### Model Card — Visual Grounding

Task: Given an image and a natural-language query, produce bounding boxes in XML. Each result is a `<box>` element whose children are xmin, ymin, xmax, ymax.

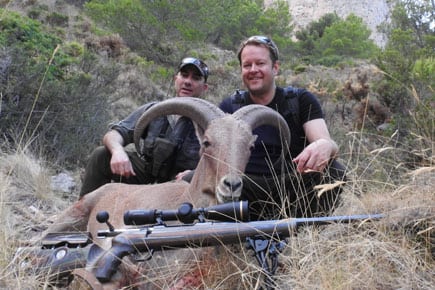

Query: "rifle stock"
<box><xmin>95</xmin><ymin>213</ymin><xmax>384</xmax><ymax>282</ymax></box>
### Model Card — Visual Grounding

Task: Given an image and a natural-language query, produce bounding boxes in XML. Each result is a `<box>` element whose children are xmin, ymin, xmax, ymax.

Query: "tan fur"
<box><xmin>43</xmin><ymin>116</ymin><xmax>255</xmax><ymax>289</ymax></box>
<box><xmin>45</xmin><ymin>116</ymin><xmax>255</xmax><ymax>240</ymax></box>
<box><xmin>42</xmin><ymin>101</ymin><xmax>290</xmax><ymax>289</ymax></box>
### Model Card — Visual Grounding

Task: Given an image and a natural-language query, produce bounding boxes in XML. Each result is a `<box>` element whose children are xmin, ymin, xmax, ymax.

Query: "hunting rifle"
<box><xmin>17</xmin><ymin>201</ymin><xmax>383</xmax><ymax>289</ymax></box>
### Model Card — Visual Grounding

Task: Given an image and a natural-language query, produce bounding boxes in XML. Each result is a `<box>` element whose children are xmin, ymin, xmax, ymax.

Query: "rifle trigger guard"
<box><xmin>133</xmin><ymin>249</ymin><xmax>154</xmax><ymax>262</ymax></box>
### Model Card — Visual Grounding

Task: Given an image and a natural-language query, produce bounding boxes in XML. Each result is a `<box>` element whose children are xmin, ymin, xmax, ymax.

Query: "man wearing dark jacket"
<box><xmin>79</xmin><ymin>57</ymin><xmax>209</xmax><ymax>197</ymax></box>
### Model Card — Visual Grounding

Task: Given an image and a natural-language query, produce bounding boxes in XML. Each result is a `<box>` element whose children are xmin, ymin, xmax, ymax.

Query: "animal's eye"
<box><xmin>203</xmin><ymin>140</ymin><xmax>211</xmax><ymax>148</ymax></box>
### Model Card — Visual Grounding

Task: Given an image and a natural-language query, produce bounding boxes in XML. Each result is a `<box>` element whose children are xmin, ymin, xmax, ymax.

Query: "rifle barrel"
<box><xmin>95</xmin><ymin>213</ymin><xmax>383</xmax><ymax>282</ymax></box>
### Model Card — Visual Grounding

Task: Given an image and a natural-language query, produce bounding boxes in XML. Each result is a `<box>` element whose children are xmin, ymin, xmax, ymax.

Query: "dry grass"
<box><xmin>0</xmin><ymin>147</ymin><xmax>72</xmax><ymax>289</ymax></box>
<box><xmin>0</xmin><ymin>141</ymin><xmax>433</xmax><ymax>289</ymax></box>
<box><xmin>1</xmin><ymin>60</ymin><xmax>433</xmax><ymax>288</ymax></box>
<box><xmin>288</xmin><ymin>173</ymin><xmax>434</xmax><ymax>290</ymax></box>
<box><xmin>1</xmin><ymin>1</ymin><xmax>433</xmax><ymax>288</ymax></box>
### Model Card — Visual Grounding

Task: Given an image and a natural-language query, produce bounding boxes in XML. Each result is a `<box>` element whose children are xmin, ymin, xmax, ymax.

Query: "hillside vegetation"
<box><xmin>0</xmin><ymin>0</ymin><xmax>433</xmax><ymax>289</ymax></box>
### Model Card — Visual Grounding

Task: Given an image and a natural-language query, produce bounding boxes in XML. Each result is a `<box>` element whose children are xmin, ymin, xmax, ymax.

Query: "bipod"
<box><xmin>246</xmin><ymin>236</ymin><xmax>287</xmax><ymax>290</ymax></box>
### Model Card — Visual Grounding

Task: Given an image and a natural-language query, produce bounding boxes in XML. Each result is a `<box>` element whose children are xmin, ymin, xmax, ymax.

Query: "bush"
<box><xmin>316</xmin><ymin>14</ymin><xmax>379</xmax><ymax>59</ymax></box>
<box><xmin>316</xmin><ymin>55</ymin><xmax>344</xmax><ymax>67</ymax></box>
<box><xmin>84</xmin><ymin>0</ymin><xmax>293</xmax><ymax>63</ymax></box>
<box><xmin>0</xmin><ymin>10</ymin><xmax>118</xmax><ymax>167</ymax></box>
<box><xmin>293</xmin><ymin>64</ymin><xmax>307</xmax><ymax>74</ymax></box>
<box><xmin>295</xmin><ymin>13</ymin><xmax>340</xmax><ymax>56</ymax></box>
<box><xmin>373</xmin><ymin>0</ymin><xmax>434</xmax><ymax>138</ymax></box>
<box><xmin>46</xmin><ymin>12</ymin><xmax>69</xmax><ymax>27</ymax></box>
<box><xmin>294</xmin><ymin>13</ymin><xmax>378</xmax><ymax>67</ymax></box>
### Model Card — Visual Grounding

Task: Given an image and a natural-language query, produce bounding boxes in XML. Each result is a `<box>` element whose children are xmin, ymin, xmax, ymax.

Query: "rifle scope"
<box><xmin>123</xmin><ymin>200</ymin><xmax>248</xmax><ymax>225</ymax></box>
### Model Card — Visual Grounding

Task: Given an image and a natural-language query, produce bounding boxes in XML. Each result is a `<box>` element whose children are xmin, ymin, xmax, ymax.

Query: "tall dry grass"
<box><xmin>1</xmin><ymin>42</ymin><xmax>433</xmax><ymax>287</ymax></box>
<box><xmin>0</xmin><ymin>131</ymin><xmax>433</xmax><ymax>289</ymax></box>
<box><xmin>0</xmin><ymin>146</ymin><xmax>71</xmax><ymax>288</ymax></box>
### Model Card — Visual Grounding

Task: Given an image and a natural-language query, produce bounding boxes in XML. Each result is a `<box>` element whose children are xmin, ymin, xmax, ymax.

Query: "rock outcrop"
<box><xmin>267</xmin><ymin>0</ymin><xmax>392</xmax><ymax>47</ymax></box>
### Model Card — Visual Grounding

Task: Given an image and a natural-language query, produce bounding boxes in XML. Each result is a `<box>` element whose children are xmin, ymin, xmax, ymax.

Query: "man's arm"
<box><xmin>293</xmin><ymin>118</ymin><xmax>338</xmax><ymax>173</ymax></box>
<box><xmin>102</xmin><ymin>103</ymin><xmax>157</xmax><ymax>177</ymax></box>
<box><xmin>103</xmin><ymin>130</ymin><xmax>136</xmax><ymax>177</ymax></box>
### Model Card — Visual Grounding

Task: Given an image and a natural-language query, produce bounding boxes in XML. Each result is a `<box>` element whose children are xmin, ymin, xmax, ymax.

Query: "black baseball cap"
<box><xmin>178</xmin><ymin>57</ymin><xmax>209</xmax><ymax>82</ymax></box>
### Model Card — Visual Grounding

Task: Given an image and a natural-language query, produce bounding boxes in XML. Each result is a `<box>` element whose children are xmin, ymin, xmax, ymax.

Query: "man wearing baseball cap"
<box><xmin>79</xmin><ymin>57</ymin><xmax>209</xmax><ymax>197</ymax></box>
<box><xmin>178</xmin><ymin>57</ymin><xmax>209</xmax><ymax>81</ymax></box>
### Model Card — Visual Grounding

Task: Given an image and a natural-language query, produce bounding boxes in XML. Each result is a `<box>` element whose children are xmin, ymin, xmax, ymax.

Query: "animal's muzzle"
<box><xmin>216</xmin><ymin>175</ymin><xmax>243</xmax><ymax>203</ymax></box>
<box><xmin>223</xmin><ymin>178</ymin><xmax>242</xmax><ymax>192</ymax></box>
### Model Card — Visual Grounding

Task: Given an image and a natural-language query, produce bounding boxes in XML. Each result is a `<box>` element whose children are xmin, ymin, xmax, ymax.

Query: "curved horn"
<box><xmin>232</xmin><ymin>104</ymin><xmax>291</xmax><ymax>147</ymax></box>
<box><xmin>134</xmin><ymin>97</ymin><xmax>225</xmax><ymax>152</ymax></box>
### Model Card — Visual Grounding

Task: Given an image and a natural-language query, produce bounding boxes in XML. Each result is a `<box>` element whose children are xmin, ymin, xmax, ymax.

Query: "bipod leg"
<box><xmin>246</xmin><ymin>236</ymin><xmax>286</xmax><ymax>290</ymax></box>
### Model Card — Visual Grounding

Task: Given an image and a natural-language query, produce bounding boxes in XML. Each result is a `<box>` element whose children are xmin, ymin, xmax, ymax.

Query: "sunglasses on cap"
<box><xmin>179</xmin><ymin>57</ymin><xmax>209</xmax><ymax>81</ymax></box>
<box><xmin>238</xmin><ymin>35</ymin><xmax>279</xmax><ymax>62</ymax></box>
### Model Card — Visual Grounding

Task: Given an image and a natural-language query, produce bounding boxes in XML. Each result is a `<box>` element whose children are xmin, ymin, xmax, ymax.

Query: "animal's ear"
<box><xmin>193</xmin><ymin>122</ymin><xmax>206</xmax><ymax>139</ymax></box>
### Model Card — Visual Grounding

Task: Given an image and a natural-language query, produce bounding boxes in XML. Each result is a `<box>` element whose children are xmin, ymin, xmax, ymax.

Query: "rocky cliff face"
<box><xmin>267</xmin><ymin>0</ymin><xmax>392</xmax><ymax>47</ymax></box>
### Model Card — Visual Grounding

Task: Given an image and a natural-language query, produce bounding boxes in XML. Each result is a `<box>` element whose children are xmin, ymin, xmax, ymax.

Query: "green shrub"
<box><xmin>315</xmin><ymin>55</ymin><xmax>343</xmax><ymax>67</ymax></box>
<box><xmin>63</xmin><ymin>41</ymin><xmax>84</xmax><ymax>57</ymax></box>
<box><xmin>295</xmin><ymin>13</ymin><xmax>340</xmax><ymax>57</ymax></box>
<box><xmin>412</xmin><ymin>57</ymin><xmax>434</xmax><ymax>84</ymax></box>
<box><xmin>27</xmin><ymin>8</ymin><xmax>42</xmax><ymax>20</ymax></box>
<box><xmin>293</xmin><ymin>64</ymin><xmax>307</xmax><ymax>74</ymax></box>
<box><xmin>316</xmin><ymin>14</ymin><xmax>379</xmax><ymax>59</ymax></box>
<box><xmin>84</xmin><ymin>0</ymin><xmax>293</xmax><ymax>63</ymax></box>
<box><xmin>151</xmin><ymin>66</ymin><xmax>172</xmax><ymax>83</ymax></box>
<box><xmin>373</xmin><ymin>0</ymin><xmax>433</xmax><ymax>136</ymax></box>
<box><xmin>293</xmin><ymin>13</ymin><xmax>378</xmax><ymax>67</ymax></box>
<box><xmin>46</xmin><ymin>12</ymin><xmax>69</xmax><ymax>27</ymax></box>
<box><xmin>0</xmin><ymin>10</ymin><xmax>119</xmax><ymax>167</ymax></box>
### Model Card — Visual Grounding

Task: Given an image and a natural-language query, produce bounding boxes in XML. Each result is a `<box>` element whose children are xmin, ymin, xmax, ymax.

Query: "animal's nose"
<box><xmin>223</xmin><ymin>178</ymin><xmax>242</xmax><ymax>192</ymax></box>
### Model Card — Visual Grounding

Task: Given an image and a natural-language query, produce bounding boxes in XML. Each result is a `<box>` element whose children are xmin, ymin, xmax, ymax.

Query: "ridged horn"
<box><xmin>232</xmin><ymin>104</ymin><xmax>291</xmax><ymax>147</ymax></box>
<box><xmin>134</xmin><ymin>97</ymin><xmax>225</xmax><ymax>153</ymax></box>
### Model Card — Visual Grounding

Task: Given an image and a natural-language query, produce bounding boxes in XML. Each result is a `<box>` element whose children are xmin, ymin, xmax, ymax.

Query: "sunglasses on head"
<box><xmin>241</xmin><ymin>35</ymin><xmax>279</xmax><ymax>61</ymax></box>
<box><xmin>180</xmin><ymin>58</ymin><xmax>209</xmax><ymax>75</ymax></box>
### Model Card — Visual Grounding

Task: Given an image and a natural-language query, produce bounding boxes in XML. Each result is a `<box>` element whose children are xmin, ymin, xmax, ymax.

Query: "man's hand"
<box><xmin>103</xmin><ymin>130</ymin><xmax>136</xmax><ymax>177</ymax></box>
<box><xmin>293</xmin><ymin>138</ymin><xmax>335</xmax><ymax>173</ymax></box>
<box><xmin>110</xmin><ymin>149</ymin><xmax>136</xmax><ymax>177</ymax></box>
<box><xmin>294</xmin><ymin>119</ymin><xmax>338</xmax><ymax>173</ymax></box>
